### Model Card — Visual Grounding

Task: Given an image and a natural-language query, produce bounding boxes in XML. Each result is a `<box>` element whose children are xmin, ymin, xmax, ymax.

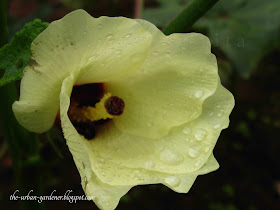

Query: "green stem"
<box><xmin>0</xmin><ymin>1</ymin><xmax>44</xmax><ymax>209</ymax></box>
<box><xmin>163</xmin><ymin>0</ymin><xmax>219</xmax><ymax>35</ymax></box>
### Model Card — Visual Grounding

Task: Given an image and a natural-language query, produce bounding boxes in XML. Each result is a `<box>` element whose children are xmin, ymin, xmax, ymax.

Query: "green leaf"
<box><xmin>0</xmin><ymin>19</ymin><xmax>49</xmax><ymax>86</ymax></box>
<box><xmin>194</xmin><ymin>0</ymin><xmax>280</xmax><ymax>78</ymax></box>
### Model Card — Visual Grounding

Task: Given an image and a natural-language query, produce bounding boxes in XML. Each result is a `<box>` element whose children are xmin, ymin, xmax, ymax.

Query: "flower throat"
<box><xmin>68</xmin><ymin>83</ymin><xmax>124</xmax><ymax>140</ymax></box>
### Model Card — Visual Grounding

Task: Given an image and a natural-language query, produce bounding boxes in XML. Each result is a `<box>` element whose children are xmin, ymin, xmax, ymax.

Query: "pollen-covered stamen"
<box><xmin>105</xmin><ymin>96</ymin><xmax>125</xmax><ymax>116</ymax></box>
<box><xmin>68</xmin><ymin>93</ymin><xmax>115</xmax><ymax>122</ymax></box>
<box><xmin>68</xmin><ymin>85</ymin><xmax>125</xmax><ymax>140</ymax></box>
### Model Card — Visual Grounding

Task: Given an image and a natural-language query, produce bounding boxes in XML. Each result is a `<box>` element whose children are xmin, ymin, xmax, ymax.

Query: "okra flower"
<box><xmin>12</xmin><ymin>10</ymin><xmax>234</xmax><ymax>210</ymax></box>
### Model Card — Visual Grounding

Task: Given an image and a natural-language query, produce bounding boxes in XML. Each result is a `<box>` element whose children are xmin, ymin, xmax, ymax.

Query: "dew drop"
<box><xmin>98</xmin><ymin>158</ymin><xmax>104</xmax><ymax>163</ymax></box>
<box><xmin>217</xmin><ymin>112</ymin><xmax>223</xmax><ymax>117</ymax></box>
<box><xmin>194</xmin><ymin>128</ymin><xmax>207</xmax><ymax>141</ymax></box>
<box><xmin>183</xmin><ymin>127</ymin><xmax>191</xmax><ymax>134</ymax></box>
<box><xmin>152</xmin><ymin>51</ymin><xmax>159</xmax><ymax>56</ymax></box>
<box><xmin>106</xmin><ymin>34</ymin><xmax>113</xmax><ymax>39</ymax></box>
<box><xmin>195</xmin><ymin>159</ymin><xmax>202</xmax><ymax>167</ymax></box>
<box><xmin>145</xmin><ymin>160</ymin><xmax>155</xmax><ymax>168</ymax></box>
<box><xmin>147</xmin><ymin>122</ymin><xmax>152</xmax><ymax>127</ymax></box>
<box><xmin>195</xmin><ymin>90</ymin><xmax>203</xmax><ymax>98</ymax></box>
<box><xmin>153</xmin><ymin>176</ymin><xmax>159</xmax><ymax>181</ymax></box>
<box><xmin>88</xmin><ymin>55</ymin><xmax>96</xmax><ymax>62</ymax></box>
<box><xmin>116</xmin><ymin>50</ymin><xmax>121</xmax><ymax>54</ymax></box>
<box><xmin>185</xmin><ymin>137</ymin><xmax>190</xmax><ymax>142</ymax></box>
<box><xmin>214</xmin><ymin>124</ymin><xmax>221</xmax><ymax>129</ymax></box>
<box><xmin>164</xmin><ymin>176</ymin><xmax>181</xmax><ymax>187</ymax></box>
<box><xmin>188</xmin><ymin>146</ymin><xmax>200</xmax><ymax>158</ymax></box>
<box><xmin>133</xmin><ymin>170</ymin><xmax>140</xmax><ymax>174</ymax></box>
<box><xmin>204</xmin><ymin>146</ymin><xmax>210</xmax><ymax>153</ymax></box>
<box><xmin>160</xmin><ymin>149</ymin><xmax>184</xmax><ymax>166</ymax></box>
<box><xmin>125</xmin><ymin>34</ymin><xmax>131</xmax><ymax>38</ymax></box>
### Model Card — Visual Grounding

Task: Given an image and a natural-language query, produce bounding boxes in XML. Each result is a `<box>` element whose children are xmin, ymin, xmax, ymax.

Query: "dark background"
<box><xmin>1</xmin><ymin>0</ymin><xmax>280</xmax><ymax>209</ymax></box>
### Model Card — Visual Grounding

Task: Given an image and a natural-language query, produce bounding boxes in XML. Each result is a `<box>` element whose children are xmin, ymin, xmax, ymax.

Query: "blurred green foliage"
<box><xmin>143</xmin><ymin>0</ymin><xmax>280</xmax><ymax>78</ymax></box>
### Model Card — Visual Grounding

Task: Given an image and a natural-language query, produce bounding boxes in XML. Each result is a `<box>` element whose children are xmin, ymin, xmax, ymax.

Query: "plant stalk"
<box><xmin>163</xmin><ymin>0</ymin><xmax>219</xmax><ymax>35</ymax></box>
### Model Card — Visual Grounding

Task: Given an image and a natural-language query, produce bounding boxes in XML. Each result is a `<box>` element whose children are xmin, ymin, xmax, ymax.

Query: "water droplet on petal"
<box><xmin>153</xmin><ymin>176</ymin><xmax>159</xmax><ymax>181</ymax></box>
<box><xmin>217</xmin><ymin>112</ymin><xmax>223</xmax><ymax>117</ymax></box>
<box><xmin>204</xmin><ymin>146</ymin><xmax>210</xmax><ymax>153</ymax></box>
<box><xmin>106</xmin><ymin>34</ymin><xmax>113</xmax><ymax>39</ymax></box>
<box><xmin>88</xmin><ymin>55</ymin><xmax>96</xmax><ymax>62</ymax></box>
<box><xmin>164</xmin><ymin>176</ymin><xmax>181</xmax><ymax>187</ymax></box>
<box><xmin>160</xmin><ymin>149</ymin><xmax>184</xmax><ymax>166</ymax></box>
<box><xmin>183</xmin><ymin>127</ymin><xmax>191</xmax><ymax>134</ymax></box>
<box><xmin>214</xmin><ymin>124</ymin><xmax>221</xmax><ymax>129</ymax></box>
<box><xmin>145</xmin><ymin>160</ymin><xmax>155</xmax><ymax>168</ymax></box>
<box><xmin>195</xmin><ymin>90</ymin><xmax>203</xmax><ymax>98</ymax></box>
<box><xmin>125</xmin><ymin>34</ymin><xmax>131</xmax><ymax>38</ymax></box>
<box><xmin>98</xmin><ymin>158</ymin><xmax>104</xmax><ymax>163</ymax></box>
<box><xmin>188</xmin><ymin>146</ymin><xmax>200</xmax><ymax>158</ymax></box>
<box><xmin>133</xmin><ymin>170</ymin><xmax>140</xmax><ymax>174</ymax></box>
<box><xmin>194</xmin><ymin>128</ymin><xmax>207</xmax><ymax>141</ymax></box>
<box><xmin>152</xmin><ymin>51</ymin><xmax>159</xmax><ymax>56</ymax></box>
<box><xmin>195</xmin><ymin>159</ymin><xmax>202</xmax><ymax>167</ymax></box>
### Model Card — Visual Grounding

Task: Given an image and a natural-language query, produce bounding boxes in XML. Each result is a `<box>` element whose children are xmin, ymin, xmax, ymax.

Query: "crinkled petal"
<box><xmin>85</xmin><ymin>81</ymin><xmax>234</xmax><ymax>178</ymax></box>
<box><xmin>106</xmin><ymin>32</ymin><xmax>219</xmax><ymax>139</ymax></box>
<box><xmin>60</xmin><ymin>73</ymin><xmax>132</xmax><ymax>210</ymax></box>
<box><xmin>84</xmin><ymin>138</ymin><xmax>218</xmax><ymax>192</ymax></box>
<box><xmin>58</xmin><ymin>64</ymin><xmax>224</xmax><ymax>199</ymax></box>
<box><xmin>13</xmin><ymin>9</ymin><xmax>152</xmax><ymax>133</ymax></box>
<box><xmin>163</xmin><ymin>154</ymin><xmax>219</xmax><ymax>193</ymax></box>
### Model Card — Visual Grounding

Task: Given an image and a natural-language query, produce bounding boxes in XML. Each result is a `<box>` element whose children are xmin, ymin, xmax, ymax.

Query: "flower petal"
<box><xmin>84</xmin><ymin>81</ymin><xmax>234</xmax><ymax>178</ymax></box>
<box><xmin>106</xmin><ymin>32</ymin><xmax>219</xmax><ymax>139</ymax></box>
<box><xmin>135</xmin><ymin>19</ymin><xmax>165</xmax><ymax>46</ymax></box>
<box><xmin>163</xmin><ymin>154</ymin><xmax>219</xmax><ymax>193</ymax></box>
<box><xmin>60</xmin><ymin>73</ymin><xmax>132</xmax><ymax>210</ymax></box>
<box><xmin>84</xmin><ymin>136</ymin><xmax>218</xmax><ymax>192</ymax></box>
<box><xmin>13</xmin><ymin>9</ymin><xmax>152</xmax><ymax>133</ymax></box>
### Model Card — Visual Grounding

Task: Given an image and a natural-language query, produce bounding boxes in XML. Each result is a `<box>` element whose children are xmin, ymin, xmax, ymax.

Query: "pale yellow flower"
<box><xmin>12</xmin><ymin>10</ymin><xmax>234</xmax><ymax>210</ymax></box>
